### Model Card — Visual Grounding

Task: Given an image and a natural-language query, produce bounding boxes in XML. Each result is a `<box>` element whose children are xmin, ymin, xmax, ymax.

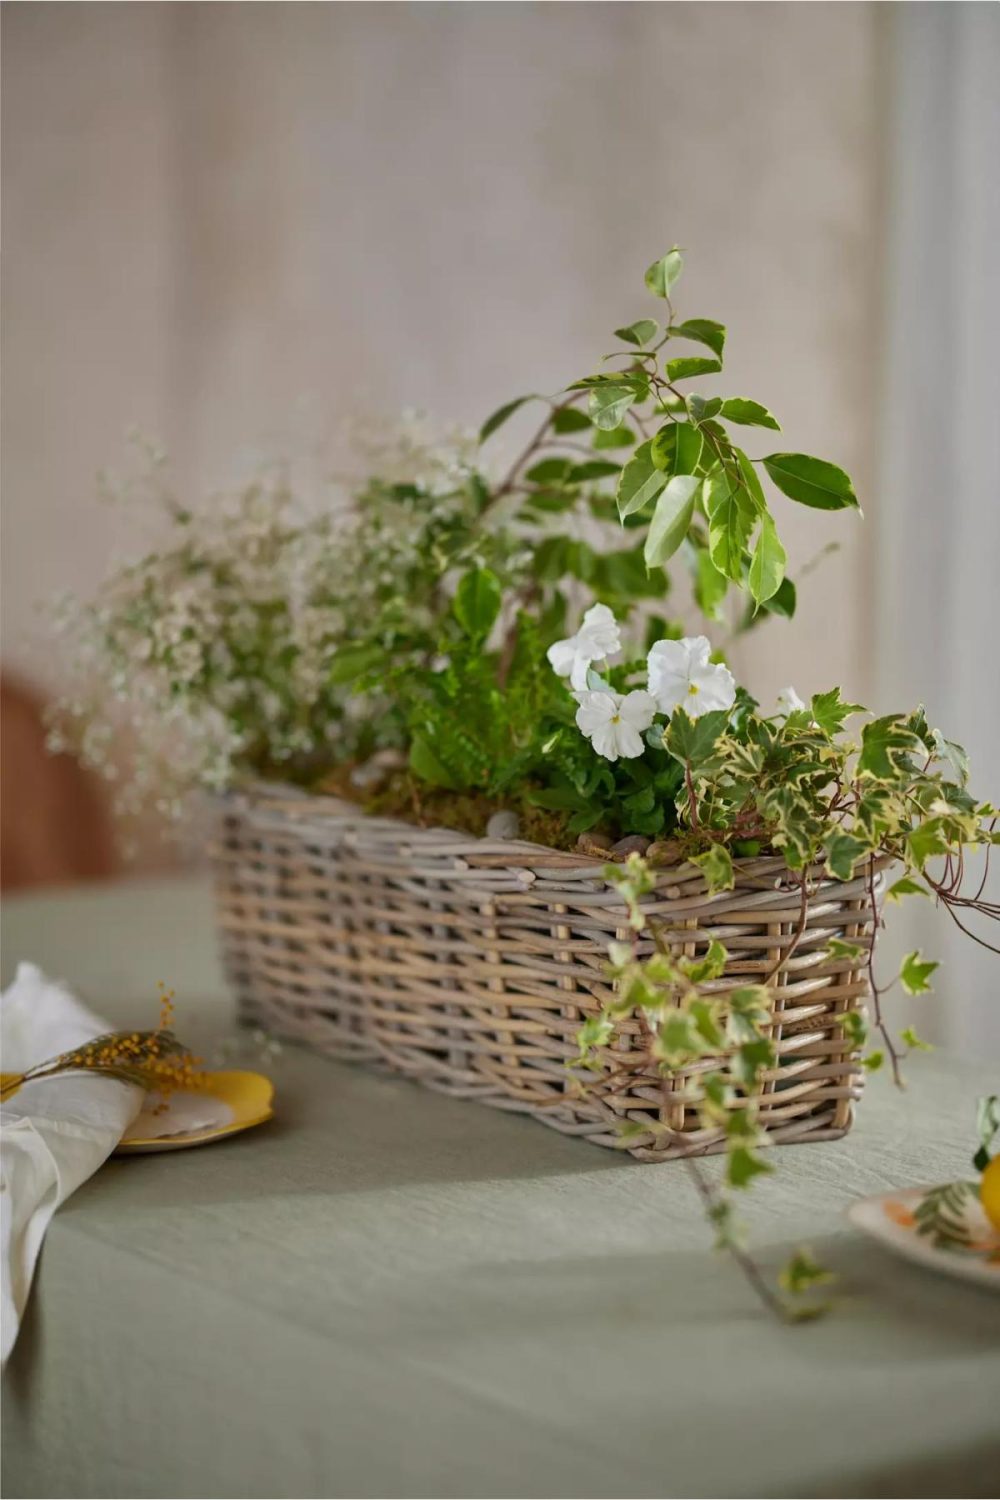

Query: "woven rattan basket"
<box><xmin>211</xmin><ymin>784</ymin><xmax>884</xmax><ymax>1161</ymax></box>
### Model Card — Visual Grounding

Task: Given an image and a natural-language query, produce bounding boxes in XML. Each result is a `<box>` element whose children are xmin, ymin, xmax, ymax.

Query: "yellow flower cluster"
<box><xmin>2</xmin><ymin>982</ymin><xmax>202</xmax><ymax>1102</ymax></box>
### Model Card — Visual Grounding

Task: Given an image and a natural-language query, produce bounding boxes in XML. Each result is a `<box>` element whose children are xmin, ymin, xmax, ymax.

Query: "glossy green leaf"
<box><xmin>644</xmin><ymin>475</ymin><xmax>700</xmax><ymax>567</ymax></box>
<box><xmin>665</xmin><ymin>356</ymin><xmax>722</xmax><ymax>382</ymax></box>
<box><xmin>479</xmin><ymin>395</ymin><xmax>537</xmax><ymax>443</ymax></box>
<box><xmin>408</xmin><ymin>735</ymin><xmax>459</xmax><ymax>789</ymax></box>
<box><xmin>761</xmin><ymin>576</ymin><xmax>796</xmax><ymax>619</ymax></box>
<box><xmin>614</xmin><ymin>318</ymin><xmax>659</xmax><ymax>347</ymax></box>
<box><xmin>762</xmin><ymin>452</ymin><xmax>859</xmax><ymax>511</ymax></box>
<box><xmin>452</xmin><ymin>567</ymin><xmax>502</xmax><ymax>641</ymax></box>
<box><xmin>645</xmin><ymin>249</ymin><xmax>683</xmax><ymax>299</ymax></box>
<box><xmin>524</xmin><ymin>457</ymin><xmax>573</xmax><ymax>485</ymax></box>
<box><xmin>568</xmin><ymin>460</ymin><xmax>621</xmax><ymax>483</ymax></box>
<box><xmin>705</xmin><ymin>474</ymin><xmax>755</xmax><ymax>581</ymax></box>
<box><xmin>720</xmin><ymin>398</ymin><xmax>781</xmax><ymax>430</ymax></box>
<box><xmin>592</xmin><ymin>423</ymin><xmax>637</xmax><ymax>450</ymax></box>
<box><xmin>650</xmin><ymin>420</ymin><xmax>704</xmax><ymax>476</ymax></box>
<box><xmin>693</xmin><ymin>547</ymin><xmax>728</xmax><ymax>621</ymax></box>
<box><xmin>616</xmin><ymin>441</ymin><xmax>667</xmax><ymax>519</ymax></box>
<box><xmin>748</xmin><ymin>512</ymin><xmax>786</xmax><ymax>603</ymax></box>
<box><xmin>687</xmin><ymin>393</ymin><xmax>723</xmax><ymax>423</ymax></box>
<box><xmin>552</xmin><ymin>406</ymin><xmax>592</xmax><ymax>434</ymax></box>
<box><xmin>589</xmin><ymin>384</ymin><xmax>636</xmax><ymax>431</ymax></box>
<box><xmin>671</xmin><ymin>318</ymin><xmax>726</xmax><ymax>360</ymax></box>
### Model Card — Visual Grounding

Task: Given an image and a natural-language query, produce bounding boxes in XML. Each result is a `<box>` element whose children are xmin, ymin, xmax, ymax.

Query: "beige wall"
<box><xmin>2</xmin><ymin>1</ymin><xmax>879</xmax><ymax>820</ymax></box>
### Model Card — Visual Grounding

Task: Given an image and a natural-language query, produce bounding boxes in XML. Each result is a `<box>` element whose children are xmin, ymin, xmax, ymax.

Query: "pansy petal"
<box><xmin>614</xmin><ymin>722</ymin><xmax>646</xmax><ymax>759</ymax></box>
<box><xmin>688</xmin><ymin>661</ymin><xmax>736</xmax><ymax>716</ymax></box>
<box><xmin>619</xmin><ymin>690</ymin><xmax>657</xmax><ymax>731</ymax></box>
<box><xmin>590</xmin><ymin>721</ymin><xmax>621</xmax><ymax>760</ymax></box>
<box><xmin>683</xmin><ymin>635</ymin><xmax>713</xmax><ymax>669</ymax></box>
<box><xmin>547</xmin><ymin>638</ymin><xmax>578</xmax><ymax>678</ymax></box>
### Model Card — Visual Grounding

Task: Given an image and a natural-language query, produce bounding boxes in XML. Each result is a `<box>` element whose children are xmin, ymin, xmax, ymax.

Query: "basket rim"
<box><xmin>214</xmin><ymin>779</ymin><xmax>892</xmax><ymax>894</ymax></box>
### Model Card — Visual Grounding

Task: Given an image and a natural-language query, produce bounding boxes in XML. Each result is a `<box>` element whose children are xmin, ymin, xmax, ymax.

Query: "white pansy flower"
<box><xmin>646</xmin><ymin>636</ymin><xmax>736</xmax><ymax>720</ymax></box>
<box><xmin>575</xmin><ymin>689</ymin><xmax>656</xmax><ymax>761</ymax></box>
<box><xmin>776</xmin><ymin>685</ymin><xmax>806</xmax><ymax>717</ymax></box>
<box><xmin>547</xmin><ymin>603</ymin><xmax>621</xmax><ymax>691</ymax></box>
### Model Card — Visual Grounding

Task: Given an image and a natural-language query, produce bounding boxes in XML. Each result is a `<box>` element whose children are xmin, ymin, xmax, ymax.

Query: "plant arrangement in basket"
<box><xmin>51</xmin><ymin>249</ymin><xmax>998</xmax><ymax>1317</ymax></box>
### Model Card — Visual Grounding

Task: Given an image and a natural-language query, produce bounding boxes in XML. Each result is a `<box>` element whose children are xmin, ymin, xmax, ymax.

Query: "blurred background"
<box><xmin>2</xmin><ymin>1</ymin><xmax>998</xmax><ymax>1053</ymax></box>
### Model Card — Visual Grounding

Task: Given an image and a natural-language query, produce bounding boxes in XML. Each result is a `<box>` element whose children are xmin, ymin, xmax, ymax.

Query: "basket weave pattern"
<box><xmin>212</xmin><ymin>786</ymin><xmax>882</xmax><ymax>1161</ymax></box>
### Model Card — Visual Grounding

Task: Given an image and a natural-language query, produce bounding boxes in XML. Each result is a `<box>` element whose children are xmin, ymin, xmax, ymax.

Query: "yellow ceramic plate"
<box><xmin>115</xmin><ymin>1069</ymin><xmax>274</xmax><ymax>1153</ymax></box>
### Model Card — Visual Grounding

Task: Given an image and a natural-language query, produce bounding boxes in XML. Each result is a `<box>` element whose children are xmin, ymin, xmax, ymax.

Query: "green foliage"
<box><xmin>914</xmin><ymin>1182</ymin><xmax>977</xmax><ymax>1251</ymax></box>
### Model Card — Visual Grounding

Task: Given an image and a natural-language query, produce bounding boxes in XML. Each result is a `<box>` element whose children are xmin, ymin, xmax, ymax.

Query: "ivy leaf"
<box><xmin>899</xmin><ymin>949</ymin><xmax>939</xmax><ymax>995</ymax></box>
<box><xmin>748</xmin><ymin>512</ymin><xmax>787</xmax><ymax>604</ymax></box>
<box><xmin>552</xmin><ymin>406</ymin><xmax>592</xmax><ymax>434</ymax></box>
<box><xmin>779</xmin><ymin>1250</ymin><xmax>835</xmax><ymax>1295</ymax></box>
<box><xmin>731</xmin><ymin>1037</ymin><xmax>776</xmax><ymax>1088</ymax></box>
<box><xmin>453</xmin><ymin>567</ymin><xmax>502</xmax><ymax>641</ymax></box>
<box><xmin>931</xmin><ymin>728</ymin><xmax>970</xmax><ymax>786</ymax></box>
<box><xmin>762</xmin><ymin>452</ymin><xmax>859</xmax><ymax>511</ymax></box>
<box><xmin>692</xmin><ymin>844</ymin><xmax>735</xmax><ymax>894</ymax></box>
<box><xmin>589</xmin><ymin>384</ymin><xmax>637</xmax><ymax>431</ymax></box>
<box><xmin>901</xmin><ymin>1026</ymin><xmax>933</xmax><ymax>1052</ymax></box>
<box><xmin>823</xmin><ymin>831</ymin><xmax>868</xmax><ymax>881</ymax></box>
<box><xmin>614</xmin><ymin>318</ymin><xmax>658</xmax><ymax>347</ymax></box>
<box><xmin>408</xmin><ymin>735</ymin><xmax>459</xmax><ymax>790</ymax></box>
<box><xmin>665</xmin><ymin>356</ymin><xmax>722</xmax><ymax>382</ymax></box>
<box><xmin>826</xmin><ymin>937</ymin><xmax>864</xmax><ymax>961</ymax></box>
<box><xmin>719</xmin><ymin>398</ymin><xmax>781</xmax><ymax>430</ymax></box>
<box><xmin>616</xmin><ymin>441</ymin><xmax>668</xmax><ymax>520</ymax></box>
<box><xmin>810</xmin><ymin>687</ymin><xmax>865</xmax><ymax>736</ymax></box>
<box><xmin>576</xmin><ymin>1015</ymin><xmax>614</xmax><ymax>1054</ymax></box>
<box><xmin>886</xmin><ymin>876</ymin><xmax>929</xmax><ymax>903</ymax></box>
<box><xmin>727</xmin><ymin>1145</ymin><xmax>773</xmax><ymax>1189</ymax></box>
<box><xmin>671</xmin><ymin>318</ymin><xmax>726</xmax><ymax>360</ymax></box>
<box><xmin>644</xmin><ymin>475</ymin><xmax>700</xmax><ymax>567</ymax></box>
<box><xmin>683</xmin><ymin>939</ymin><xmax>729</xmax><ymax>984</ymax></box>
<box><xmin>645</xmin><ymin>249</ymin><xmax>684</xmax><ymax>299</ymax></box>
<box><xmin>906</xmin><ymin>821</ymin><xmax>948</xmax><ymax>868</ymax></box>
<box><xmin>665</xmin><ymin>707</ymin><xmax>731</xmax><ymax>769</ymax></box>
<box><xmin>705</xmin><ymin>473</ymin><xmax>755</xmax><ymax>582</ymax></box>
<box><xmin>858</xmin><ymin>714</ymin><xmax>926</xmax><ymax>779</ymax></box>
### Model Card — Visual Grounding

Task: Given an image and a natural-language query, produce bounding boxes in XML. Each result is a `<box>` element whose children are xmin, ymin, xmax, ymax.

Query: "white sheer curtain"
<box><xmin>876</xmin><ymin>2</ymin><xmax>1000</xmax><ymax>1056</ymax></box>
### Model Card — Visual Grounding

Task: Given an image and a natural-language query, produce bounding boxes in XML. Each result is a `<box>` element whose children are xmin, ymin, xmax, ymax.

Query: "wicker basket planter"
<box><xmin>211</xmin><ymin>784</ymin><xmax>885</xmax><ymax>1162</ymax></box>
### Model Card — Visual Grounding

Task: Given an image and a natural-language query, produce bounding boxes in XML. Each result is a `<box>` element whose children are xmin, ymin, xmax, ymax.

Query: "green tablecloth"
<box><xmin>3</xmin><ymin>878</ymin><xmax>999</xmax><ymax>1499</ymax></box>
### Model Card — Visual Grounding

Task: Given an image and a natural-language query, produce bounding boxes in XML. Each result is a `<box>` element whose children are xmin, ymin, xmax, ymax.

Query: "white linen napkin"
<box><xmin>1</xmin><ymin>962</ymin><xmax>142</xmax><ymax>1363</ymax></box>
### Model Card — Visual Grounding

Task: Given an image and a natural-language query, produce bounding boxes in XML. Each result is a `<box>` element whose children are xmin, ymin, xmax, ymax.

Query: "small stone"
<box><xmin>646</xmin><ymin>838</ymin><xmax>684</xmax><ymax>868</ymax></box>
<box><xmin>610</xmin><ymin>834</ymin><xmax>651</xmax><ymax>861</ymax></box>
<box><xmin>575</xmin><ymin>831</ymin><xmax>614</xmax><ymax>858</ymax></box>
<box><xmin>486</xmin><ymin>810</ymin><xmax>521</xmax><ymax>841</ymax></box>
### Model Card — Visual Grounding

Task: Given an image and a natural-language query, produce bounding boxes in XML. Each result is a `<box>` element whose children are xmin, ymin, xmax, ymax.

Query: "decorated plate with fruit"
<box><xmin>847</xmin><ymin>1096</ymin><xmax>1000</xmax><ymax>1290</ymax></box>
